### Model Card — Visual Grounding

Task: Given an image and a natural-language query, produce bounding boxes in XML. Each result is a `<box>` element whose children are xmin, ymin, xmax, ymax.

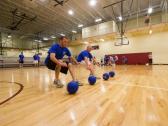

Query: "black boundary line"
<box><xmin>0</xmin><ymin>81</ymin><xmax>24</xmax><ymax>105</ymax></box>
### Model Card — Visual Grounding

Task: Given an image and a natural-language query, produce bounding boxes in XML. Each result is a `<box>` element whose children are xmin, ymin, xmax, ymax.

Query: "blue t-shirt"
<box><xmin>45</xmin><ymin>44</ymin><xmax>71</xmax><ymax>64</ymax></box>
<box><xmin>19</xmin><ymin>54</ymin><xmax>24</xmax><ymax>61</ymax></box>
<box><xmin>77</xmin><ymin>50</ymin><xmax>93</xmax><ymax>62</ymax></box>
<box><xmin>33</xmin><ymin>55</ymin><xmax>38</xmax><ymax>60</ymax></box>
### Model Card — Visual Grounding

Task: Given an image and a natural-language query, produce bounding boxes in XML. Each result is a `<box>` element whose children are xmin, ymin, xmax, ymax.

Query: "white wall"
<box><xmin>69</xmin><ymin>31</ymin><xmax>168</xmax><ymax>64</ymax></box>
<box><xmin>82</xmin><ymin>21</ymin><xmax>116</xmax><ymax>38</ymax></box>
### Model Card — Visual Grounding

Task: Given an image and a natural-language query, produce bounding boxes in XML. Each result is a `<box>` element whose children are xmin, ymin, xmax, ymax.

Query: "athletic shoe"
<box><xmin>53</xmin><ymin>80</ymin><xmax>64</xmax><ymax>88</ymax></box>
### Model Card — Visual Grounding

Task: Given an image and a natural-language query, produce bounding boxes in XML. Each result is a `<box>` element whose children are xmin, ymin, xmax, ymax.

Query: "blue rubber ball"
<box><xmin>67</xmin><ymin>81</ymin><xmax>79</xmax><ymax>94</ymax></box>
<box><xmin>103</xmin><ymin>73</ymin><xmax>109</xmax><ymax>80</ymax></box>
<box><xmin>109</xmin><ymin>71</ymin><xmax>115</xmax><ymax>77</ymax></box>
<box><xmin>88</xmin><ymin>76</ymin><xmax>97</xmax><ymax>85</ymax></box>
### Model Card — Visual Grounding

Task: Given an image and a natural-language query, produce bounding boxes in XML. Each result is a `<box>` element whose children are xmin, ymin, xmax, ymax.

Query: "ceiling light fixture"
<box><xmin>39</xmin><ymin>0</ymin><xmax>47</xmax><ymax>2</ymax></box>
<box><xmin>60</xmin><ymin>33</ymin><xmax>65</xmax><ymax>36</ymax></box>
<box><xmin>149</xmin><ymin>29</ymin><xmax>152</xmax><ymax>34</ymax></box>
<box><xmin>83</xmin><ymin>41</ymin><xmax>89</xmax><ymax>44</ymax></box>
<box><xmin>8</xmin><ymin>35</ymin><xmax>12</xmax><ymax>38</ymax></box>
<box><xmin>118</xmin><ymin>16</ymin><xmax>122</xmax><ymax>21</ymax></box>
<box><xmin>51</xmin><ymin>35</ymin><xmax>56</xmax><ymax>39</ymax></box>
<box><xmin>89</xmin><ymin>0</ymin><xmax>97</xmax><ymax>6</ymax></box>
<box><xmin>100</xmin><ymin>39</ymin><xmax>104</xmax><ymax>42</ymax></box>
<box><xmin>148</xmin><ymin>7</ymin><xmax>153</xmax><ymax>14</ymax></box>
<box><xmin>68</xmin><ymin>10</ymin><xmax>74</xmax><ymax>15</ymax></box>
<box><xmin>72</xmin><ymin>30</ymin><xmax>77</xmax><ymax>33</ymax></box>
<box><xmin>43</xmin><ymin>37</ymin><xmax>49</xmax><ymax>41</ymax></box>
<box><xmin>78</xmin><ymin>24</ymin><xmax>83</xmax><ymax>28</ymax></box>
<box><xmin>95</xmin><ymin>18</ymin><xmax>102</xmax><ymax>22</ymax></box>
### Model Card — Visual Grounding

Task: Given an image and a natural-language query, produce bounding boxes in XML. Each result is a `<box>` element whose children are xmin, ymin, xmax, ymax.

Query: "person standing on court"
<box><xmin>37</xmin><ymin>54</ymin><xmax>40</xmax><ymax>67</ymax></box>
<box><xmin>122</xmin><ymin>56</ymin><xmax>128</xmax><ymax>64</ymax></box>
<box><xmin>148</xmin><ymin>52</ymin><xmax>152</xmax><ymax>65</ymax></box>
<box><xmin>33</xmin><ymin>53</ymin><xmax>38</xmax><ymax>67</ymax></box>
<box><xmin>108</xmin><ymin>56</ymin><xmax>114</xmax><ymax>66</ymax></box>
<box><xmin>114</xmin><ymin>55</ymin><xmax>118</xmax><ymax>69</ymax></box>
<box><xmin>77</xmin><ymin>45</ymin><xmax>100</xmax><ymax>78</ymax></box>
<box><xmin>19</xmin><ymin>52</ymin><xmax>24</xmax><ymax>68</ymax></box>
<box><xmin>93</xmin><ymin>56</ymin><xmax>100</xmax><ymax>66</ymax></box>
<box><xmin>45</xmin><ymin>36</ymin><xmax>80</xmax><ymax>88</ymax></box>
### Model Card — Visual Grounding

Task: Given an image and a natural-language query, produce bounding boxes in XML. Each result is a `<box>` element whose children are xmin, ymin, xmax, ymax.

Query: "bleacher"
<box><xmin>0</xmin><ymin>57</ymin><xmax>45</xmax><ymax>68</ymax></box>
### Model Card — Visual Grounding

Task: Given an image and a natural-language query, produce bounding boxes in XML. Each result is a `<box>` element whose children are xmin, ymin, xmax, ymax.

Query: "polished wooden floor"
<box><xmin>0</xmin><ymin>65</ymin><xmax>168</xmax><ymax>126</ymax></box>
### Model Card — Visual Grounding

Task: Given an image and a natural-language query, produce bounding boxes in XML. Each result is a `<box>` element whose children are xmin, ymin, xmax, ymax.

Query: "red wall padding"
<box><xmin>106</xmin><ymin>52</ymin><xmax>151</xmax><ymax>65</ymax></box>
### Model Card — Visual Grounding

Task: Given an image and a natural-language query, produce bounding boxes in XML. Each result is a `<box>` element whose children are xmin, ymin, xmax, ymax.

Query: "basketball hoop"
<box><xmin>103</xmin><ymin>0</ymin><xmax>133</xmax><ymax>46</ymax></box>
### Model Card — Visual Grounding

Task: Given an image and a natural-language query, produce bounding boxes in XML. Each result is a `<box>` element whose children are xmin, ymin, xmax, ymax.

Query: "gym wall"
<box><xmin>69</xmin><ymin>31</ymin><xmax>168</xmax><ymax>64</ymax></box>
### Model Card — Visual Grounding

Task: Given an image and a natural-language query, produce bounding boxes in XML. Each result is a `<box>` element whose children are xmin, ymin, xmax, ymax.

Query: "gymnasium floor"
<box><xmin>0</xmin><ymin>65</ymin><xmax>168</xmax><ymax>126</ymax></box>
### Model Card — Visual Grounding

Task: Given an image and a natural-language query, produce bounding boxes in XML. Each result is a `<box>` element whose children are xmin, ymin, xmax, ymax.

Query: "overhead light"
<box><xmin>78</xmin><ymin>24</ymin><xmax>83</xmax><ymax>28</ymax></box>
<box><xmin>39</xmin><ymin>0</ymin><xmax>47</xmax><ymax>2</ymax></box>
<box><xmin>118</xmin><ymin>16</ymin><xmax>122</xmax><ymax>21</ymax></box>
<box><xmin>60</xmin><ymin>33</ymin><xmax>65</xmax><ymax>36</ymax></box>
<box><xmin>34</xmin><ymin>40</ymin><xmax>38</xmax><ymax>42</ymax></box>
<box><xmin>38</xmin><ymin>40</ymin><xmax>42</xmax><ymax>42</ymax></box>
<box><xmin>149</xmin><ymin>29</ymin><xmax>152</xmax><ymax>34</ymax></box>
<box><xmin>89</xmin><ymin>0</ymin><xmax>97</xmax><ymax>6</ymax></box>
<box><xmin>84</xmin><ymin>41</ymin><xmax>89</xmax><ymax>44</ymax></box>
<box><xmin>51</xmin><ymin>35</ymin><xmax>56</xmax><ymax>39</ymax></box>
<box><xmin>95</xmin><ymin>18</ymin><xmax>102</xmax><ymax>22</ymax></box>
<box><xmin>148</xmin><ymin>7</ymin><xmax>153</xmax><ymax>14</ymax></box>
<box><xmin>68</xmin><ymin>10</ymin><xmax>74</xmax><ymax>15</ymax></box>
<box><xmin>16</xmin><ymin>11</ymin><xmax>21</xmax><ymax>16</ymax></box>
<box><xmin>100</xmin><ymin>39</ymin><xmax>104</xmax><ymax>42</ymax></box>
<box><xmin>72</xmin><ymin>30</ymin><xmax>77</xmax><ymax>33</ymax></box>
<box><xmin>43</xmin><ymin>37</ymin><xmax>49</xmax><ymax>41</ymax></box>
<box><xmin>8</xmin><ymin>35</ymin><xmax>12</xmax><ymax>38</ymax></box>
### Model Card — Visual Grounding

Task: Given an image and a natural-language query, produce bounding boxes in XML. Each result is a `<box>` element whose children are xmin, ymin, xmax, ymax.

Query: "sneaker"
<box><xmin>53</xmin><ymin>80</ymin><xmax>64</xmax><ymax>88</ymax></box>
<box><xmin>76</xmin><ymin>81</ymin><xmax>83</xmax><ymax>86</ymax></box>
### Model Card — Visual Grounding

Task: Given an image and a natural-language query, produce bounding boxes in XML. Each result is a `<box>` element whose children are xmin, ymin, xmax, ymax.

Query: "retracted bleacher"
<box><xmin>0</xmin><ymin>57</ymin><xmax>45</xmax><ymax>68</ymax></box>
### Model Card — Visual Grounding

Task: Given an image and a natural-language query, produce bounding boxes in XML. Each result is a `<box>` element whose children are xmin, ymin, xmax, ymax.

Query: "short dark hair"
<box><xmin>59</xmin><ymin>36</ymin><xmax>68</xmax><ymax>41</ymax></box>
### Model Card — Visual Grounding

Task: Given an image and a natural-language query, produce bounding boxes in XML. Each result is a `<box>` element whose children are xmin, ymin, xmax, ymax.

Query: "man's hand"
<box><xmin>50</xmin><ymin>54</ymin><xmax>68</xmax><ymax>67</ymax></box>
<box><xmin>87</xmin><ymin>63</ymin><xmax>92</xmax><ymax>70</ymax></box>
<box><xmin>76</xmin><ymin>62</ymin><xmax>80</xmax><ymax>65</ymax></box>
<box><xmin>58</xmin><ymin>60</ymin><xmax>67</xmax><ymax>67</ymax></box>
<box><xmin>60</xmin><ymin>62</ymin><xmax>67</xmax><ymax>67</ymax></box>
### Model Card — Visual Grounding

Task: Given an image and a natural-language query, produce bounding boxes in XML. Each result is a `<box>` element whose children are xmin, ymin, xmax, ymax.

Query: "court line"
<box><xmin>0</xmin><ymin>81</ymin><xmax>24</xmax><ymax>106</ymax></box>
<box><xmin>114</xmin><ymin>83</ymin><xmax>168</xmax><ymax>92</ymax></box>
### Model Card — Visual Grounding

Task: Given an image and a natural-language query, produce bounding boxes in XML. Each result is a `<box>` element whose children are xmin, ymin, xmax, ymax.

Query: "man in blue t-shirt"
<box><xmin>37</xmin><ymin>54</ymin><xmax>40</xmax><ymax>67</ymax></box>
<box><xmin>19</xmin><ymin>52</ymin><xmax>24</xmax><ymax>68</ymax></box>
<box><xmin>33</xmin><ymin>53</ymin><xmax>38</xmax><ymax>67</ymax></box>
<box><xmin>77</xmin><ymin>45</ymin><xmax>100</xmax><ymax>78</ymax></box>
<box><xmin>45</xmin><ymin>36</ymin><xmax>79</xmax><ymax>88</ymax></box>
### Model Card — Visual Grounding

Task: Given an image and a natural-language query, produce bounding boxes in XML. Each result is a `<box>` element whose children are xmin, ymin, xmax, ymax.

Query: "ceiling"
<box><xmin>0</xmin><ymin>0</ymin><xmax>164</xmax><ymax>39</ymax></box>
